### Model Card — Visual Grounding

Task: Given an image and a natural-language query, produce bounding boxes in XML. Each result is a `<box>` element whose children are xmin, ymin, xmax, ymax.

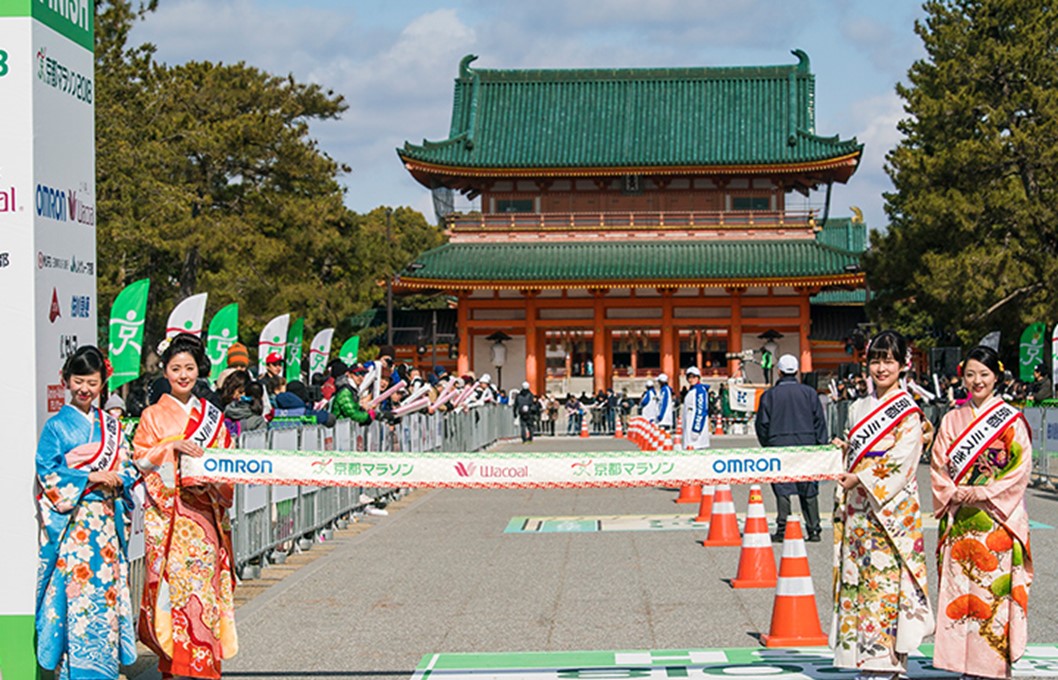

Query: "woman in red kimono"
<box><xmin>931</xmin><ymin>345</ymin><xmax>1032</xmax><ymax>679</ymax></box>
<box><xmin>133</xmin><ymin>333</ymin><xmax>237</xmax><ymax>679</ymax></box>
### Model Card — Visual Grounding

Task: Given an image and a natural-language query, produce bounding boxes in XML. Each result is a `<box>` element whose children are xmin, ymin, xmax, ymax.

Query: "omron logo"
<box><xmin>203</xmin><ymin>457</ymin><xmax>274</xmax><ymax>474</ymax></box>
<box><xmin>711</xmin><ymin>457</ymin><xmax>781</xmax><ymax>474</ymax></box>
<box><xmin>454</xmin><ymin>462</ymin><xmax>476</xmax><ymax>477</ymax></box>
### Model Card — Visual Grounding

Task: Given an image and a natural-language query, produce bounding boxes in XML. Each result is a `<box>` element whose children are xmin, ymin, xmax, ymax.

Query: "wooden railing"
<box><xmin>447</xmin><ymin>210</ymin><xmax>817</xmax><ymax>232</ymax></box>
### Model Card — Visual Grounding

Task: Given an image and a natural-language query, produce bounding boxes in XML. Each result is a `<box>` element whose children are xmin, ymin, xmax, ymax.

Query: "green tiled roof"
<box><xmin>399</xmin><ymin>51</ymin><xmax>862</xmax><ymax>172</ymax></box>
<box><xmin>399</xmin><ymin>240</ymin><xmax>863</xmax><ymax>286</ymax></box>
<box><xmin>810</xmin><ymin>289</ymin><xmax>871</xmax><ymax>305</ymax></box>
<box><xmin>816</xmin><ymin>217</ymin><xmax>867</xmax><ymax>252</ymax></box>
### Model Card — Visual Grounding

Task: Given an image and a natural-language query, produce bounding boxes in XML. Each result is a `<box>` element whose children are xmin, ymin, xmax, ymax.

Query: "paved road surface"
<box><xmin>131</xmin><ymin>434</ymin><xmax>1058</xmax><ymax>679</ymax></box>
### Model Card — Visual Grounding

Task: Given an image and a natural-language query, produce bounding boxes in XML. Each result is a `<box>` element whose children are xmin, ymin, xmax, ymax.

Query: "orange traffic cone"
<box><xmin>580</xmin><ymin>414</ymin><xmax>590</xmax><ymax>438</ymax></box>
<box><xmin>615</xmin><ymin>417</ymin><xmax>624</xmax><ymax>439</ymax></box>
<box><xmin>731</xmin><ymin>485</ymin><xmax>777</xmax><ymax>588</ymax></box>
<box><xmin>702</xmin><ymin>484</ymin><xmax>741</xmax><ymax>547</ymax></box>
<box><xmin>761</xmin><ymin>514</ymin><xmax>828</xmax><ymax>647</ymax></box>
<box><xmin>675</xmin><ymin>416</ymin><xmax>683</xmax><ymax>440</ymax></box>
<box><xmin>674</xmin><ymin>483</ymin><xmax>702</xmax><ymax>505</ymax></box>
<box><xmin>662</xmin><ymin>429</ymin><xmax>674</xmax><ymax>451</ymax></box>
<box><xmin>714</xmin><ymin>417</ymin><xmax>724</xmax><ymax>436</ymax></box>
<box><xmin>693</xmin><ymin>484</ymin><xmax>715</xmax><ymax>523</ymax></box>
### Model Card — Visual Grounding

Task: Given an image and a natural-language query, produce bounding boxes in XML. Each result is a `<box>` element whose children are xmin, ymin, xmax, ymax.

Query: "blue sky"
<box><xmin>131</xmin><ymin>0</ymin><xmax>928</xmax><ymax>232</ymax></box>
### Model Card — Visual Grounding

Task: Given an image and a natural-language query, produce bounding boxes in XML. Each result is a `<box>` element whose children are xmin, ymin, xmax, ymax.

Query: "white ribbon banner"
<box><xmin>181</xmin><ymin>446</ymin><xmax>841</xmax><ymax>490</ymax></box>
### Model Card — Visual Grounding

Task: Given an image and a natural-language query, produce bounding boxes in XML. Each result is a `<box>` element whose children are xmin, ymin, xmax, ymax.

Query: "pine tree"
<box><xmin>868</xmin><ymin>0</ymin><xmax>1058</xmax><ymax>351</ymax></box>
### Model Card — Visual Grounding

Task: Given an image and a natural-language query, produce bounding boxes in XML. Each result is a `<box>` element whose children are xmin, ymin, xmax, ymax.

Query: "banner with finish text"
<box><xmin>182</xmin><ymin>445</ymin><xmax>841</xmax><ymax>489</ymax></box>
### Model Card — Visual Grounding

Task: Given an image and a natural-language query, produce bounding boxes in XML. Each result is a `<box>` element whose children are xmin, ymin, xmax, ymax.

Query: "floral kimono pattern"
<box><xmin>36</xmin><ymin>405</ymin><xmax>140</xmax><ymax>679</ymax></box>
<box><xmin>133</xmin><ymin>395</ymin><xmax>237</xmax><ymax>679</ymax></box>
<box><xmin>931</xmin><ymin>397</ymin><xmax>1032</xmax><ymax>678</ymax></box>
<box><xmin>831</xmin><ymin>396</ymin><xmax>934</xmax><ymax>672</ymax></box>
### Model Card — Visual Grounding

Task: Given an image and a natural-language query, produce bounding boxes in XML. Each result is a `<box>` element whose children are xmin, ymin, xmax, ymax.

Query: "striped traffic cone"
<box><xmin>761</xmin><ymin>514</ymin><xmax>828</xmax><ymax>647</ymax></box>
<box><xmin>714</xmin><ymin>416</ymin><xmax>724</xmax><ymax>436</ymax></box>
<box><xmin>580</xmin><ymin>414</ymin><xmax>590</xmax><ymax>438</ymax></box>
<box><xmin>614</xmin><ymin>417</ymin><xmax>624</xmax><ymax>439</ymax></box>
<box><xmin>693</xmin><ymin>485</ymin><xmax>715</xmax><ymax>523</ymax></box>
<box><xmin>675</xmin><ymin>415</ymin><xmax>683</xmax><ymax>440</ymax></box>
<box><xmin>730</xmin><ymin>485</ymin><xmax>777</xmax><ymax>588</ymax></box>
<box><xmin>662</xmin><ymin>429</ymin><xmax>674</xmax><ymax>452</ymax></box>
<box><xmin>702</xmin><ymin>484</ymin><xmax>741</xmax><ymax>547</ymax></box>
<box><xmin>674</xmin><ymin>483</ymin><xmax>702</xmax><ymax>504</ymax></box>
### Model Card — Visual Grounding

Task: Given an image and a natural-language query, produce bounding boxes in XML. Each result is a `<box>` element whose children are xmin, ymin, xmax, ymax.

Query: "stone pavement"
<box><xmin>129</xmin><ymin>434</ymin><xmax>1058</xmax><ymax>679</ymax></box>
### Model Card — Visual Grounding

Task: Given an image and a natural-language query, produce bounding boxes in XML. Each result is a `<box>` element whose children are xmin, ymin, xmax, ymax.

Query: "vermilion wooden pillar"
<box><xmin>525</xmin><ymin>290</ymin><xmax>541</xmax><ymax>393</ymax></box>
<box><xmin>798</xmin><ymin>291</ymin><xmax>813</xmax><ymax>373</ymax></box>
<box><xmin>727</xmin><ymin>287</ymin><xmax>744</xmax><ymax>375</ymax></box>
<box><xmin>592</xmin><ymin>289</ymin><xmax>607</xmax><ymax>393</ymax></box>
<box><xmin>457</xmin><ymin>293</ymin><xmax>470</xmax><ymax>375</ymax></box>
<box><xmin>660</xmin><ymin>288</ymin><xmax>676</xmax><ymax>380</ymax></box>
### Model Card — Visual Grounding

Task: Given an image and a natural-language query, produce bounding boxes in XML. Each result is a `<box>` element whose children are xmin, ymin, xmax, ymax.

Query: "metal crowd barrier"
<box><xmin>125</xmin><ymin>404</ymin><xmax>518</xmax><ymax>617</ymax></box>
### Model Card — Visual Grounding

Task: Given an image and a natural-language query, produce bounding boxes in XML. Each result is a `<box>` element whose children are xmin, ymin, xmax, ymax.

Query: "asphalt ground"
<box><xmin>129</xmin><ymin>434</ymin><xmax>1058</xmax><ymax>679</ymax></box>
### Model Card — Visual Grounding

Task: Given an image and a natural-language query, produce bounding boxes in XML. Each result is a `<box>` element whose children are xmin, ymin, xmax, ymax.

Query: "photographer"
<box><xmin>513</xmin><ymin>381</ymin><xmax>538</xmax><ymax>443</ymax></box>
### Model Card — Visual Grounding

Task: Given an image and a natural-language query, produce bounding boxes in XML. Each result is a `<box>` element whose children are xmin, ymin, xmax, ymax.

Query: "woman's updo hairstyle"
<box><xmin>963</xmin><ymin>345</ymin><xmax>1001</xmax><ymax>377</ymax></box>
<box><xmin>161</xmin><ymin>332</ymin><xmax>211</xmax><ymax>378</ymax></box>
<box><xmin>62</xmin><ymin>345</ymin><xmax>109</xmax><ymax>404</ymax></box>
<box><xmin>865</xmin><ymin>329</ymin><xmax>909</xmax><ymax>371</ymax></box>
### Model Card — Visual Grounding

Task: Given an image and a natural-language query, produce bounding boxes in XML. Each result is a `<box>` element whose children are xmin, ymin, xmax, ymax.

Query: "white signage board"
<box><xmin>0</xmin><ymin>2</ymin><xmax>95</xmax><ymax>674</ymax></box>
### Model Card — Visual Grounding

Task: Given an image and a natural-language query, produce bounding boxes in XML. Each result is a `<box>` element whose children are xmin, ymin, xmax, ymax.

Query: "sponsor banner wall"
<box><xmin>182</xmin><ymin>445</ymin><xmax>841</xmax><ymax>489</ymax></box>
<box><xmin>0</xmin><ymin>3</ymin><xmax>94</xmax><ymax>674</ymax></box>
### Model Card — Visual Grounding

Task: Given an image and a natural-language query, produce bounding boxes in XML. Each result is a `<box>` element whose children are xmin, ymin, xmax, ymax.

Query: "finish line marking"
<box><xmin>412</xmin><ymin>644</ymin><xmax>1058</xmax><ymax>679</ymax></box>
<box><xmin>504</xmin><ymin>514</ymin><xmax>1054</xmax><ymax>534</ymax></box>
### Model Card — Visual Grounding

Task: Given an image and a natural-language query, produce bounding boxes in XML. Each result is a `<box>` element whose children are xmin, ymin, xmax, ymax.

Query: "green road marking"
<box><xmin>412</xmin><ymin>644</ymin><xmax>1058</xmax><ymax>678</ymax></box>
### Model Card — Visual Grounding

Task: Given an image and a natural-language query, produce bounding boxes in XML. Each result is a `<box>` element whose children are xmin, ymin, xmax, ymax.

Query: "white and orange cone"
<box><xmin>760</xmin><ymin>514</ymin><xmax>828</xmax><ymax>647</ymax></box>
<box><xmin>580</xmin><ymin>414</ymin><xmax>590</xmax><ymax>438</ymax></box>
<box><xmin>702</xmin><ymin>484</ymin><xmax>741</xmax><ymax>547</ymax></box>
<box><xmin>614</xmin><ymin>417</ymin><xmax>624</xmax><ymax>439</ymax></box>
<box><xmin>662</xmin><ymin>429</ymin><xmax>674</xmax><ymax>452</ymax></box>
<box><xmin>693</xmin><ymin>484</ymin><xmax>715</xmax><ymax>523</ymax></box>
<box><xmin>674</xmin><ymin>483</ymin><xmax>702</xmax><ymax>504</ymax></box>
<box><xmin>730</xmin><ymin>485</ymin><xmax>777</xmax><ymax>588</ymax></box>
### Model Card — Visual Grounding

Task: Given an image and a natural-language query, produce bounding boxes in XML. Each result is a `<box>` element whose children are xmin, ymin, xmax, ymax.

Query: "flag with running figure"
<box><xmin>258</xmin><ymin>313</ymin><xmax>290</xmax><ymax>374</ymax></box>
<box><xmin>107</xmin><ymin>278</ymin><xmax>150</xmax><ymax>390</ymax></box>
<box><xmin>307</xmin><ymin>328</ymin><xmax>334</xmax><ymax>380</ymax></box>
<box><xmin>1019</xmin><ymin>323</ymin><xmax>1047</xmax><ymax>382</ymax></box>
<box><xmin>206</xmin><ymin>303</ymin><xmax>239</xmax><ymax>384</ymax></box>
<box><xmin>286</xmin><ymin>318</ymin><xmax>305</xmax><ymax>382</ymax></box>
<box><xmin>339</xmin><ymin>336</ymin><xmax>359</xmax><ymax>365</ymax></box>
<box><xmin>165</xmin><ymin>293</ymin><xmax>208</xmax><ymax>339</ymax></box>
<box><xmin>1052</xmin><ymin>323</ymin><xmax>1058</xmax><ymax>389</ymax></box>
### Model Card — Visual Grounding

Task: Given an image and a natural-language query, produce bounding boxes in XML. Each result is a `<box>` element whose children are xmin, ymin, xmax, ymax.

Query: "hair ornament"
<box><xmin>998</xmin><ymin>360</ymin><xmax>1005</xmax><ymax>373</ymax></box>
<box><xmin>103</xmin><ymin>358</ymin><xmax>114</xmax><ymax>379</ymax></box>
<box><xmin>156</xmin><ymin>337</ymin><xmax>171</xmax><ymax>355</ymax></box>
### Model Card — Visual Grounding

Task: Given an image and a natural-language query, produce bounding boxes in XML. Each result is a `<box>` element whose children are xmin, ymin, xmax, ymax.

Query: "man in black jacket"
<box><xmin>754</xmin><ymin>354</ymin><xmax>828</xmax><ymax>542</ymax></box>
<box><xmin>513</xmin><ymin>381</ymin><xmax>538</xmax><ymax>442</ymax></box>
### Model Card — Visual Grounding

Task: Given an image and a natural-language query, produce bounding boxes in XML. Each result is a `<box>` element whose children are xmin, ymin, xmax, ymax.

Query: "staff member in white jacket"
<box><xmin>656</xmin><ymin>373</ymin><xmax>675</xmax><ymax>429</ymax></box>
<box><xmin>639</xmin><ymin>379</ymin><xmax>659</xmax><ymax>422</ymax></box>
<box><xmin>682</xmin><ymin>367</ymin><xmax>711</xmax><ymax>450</ymax></box>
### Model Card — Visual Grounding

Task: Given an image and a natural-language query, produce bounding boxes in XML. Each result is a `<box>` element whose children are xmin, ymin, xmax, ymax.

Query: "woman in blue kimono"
<box><xmin>36</xmin><ymin>346</ymin><xmax>140</xmax><ymax>679</ymax></box>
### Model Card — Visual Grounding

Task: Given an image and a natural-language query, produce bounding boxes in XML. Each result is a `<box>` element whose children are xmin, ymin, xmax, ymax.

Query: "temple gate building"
<box><xmin>396</xmin><ymin>51</ymin><xmax>868</xmax><ymax>395</ymax></box>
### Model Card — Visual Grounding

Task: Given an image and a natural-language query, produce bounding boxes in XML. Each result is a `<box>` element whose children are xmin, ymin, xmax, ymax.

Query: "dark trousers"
<box><xmin>519</xmin><ymin>417</ymin><xmax>534</xmax><ymax>442</ymax></box>
<box><xmin>772</xmin><ymin>482</ymin><xmax>821</xmax><ymax>537</ymax></box>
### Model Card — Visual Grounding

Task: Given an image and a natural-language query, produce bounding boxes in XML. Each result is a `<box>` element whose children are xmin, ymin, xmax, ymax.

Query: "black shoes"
<box><xmin>806</xmin><ymin>532</ymin><xmax>822</xmax><ymax>543</ymax></box>
<box><xmin>771</xmin><ymin>531</ymin><xmax>784</xmax><ymax>543</ymax></box>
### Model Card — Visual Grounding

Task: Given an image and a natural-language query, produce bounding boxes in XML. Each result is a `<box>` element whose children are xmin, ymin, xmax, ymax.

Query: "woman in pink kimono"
<box><xmin>932</xmin><ymin>345</ymin><xmax>1032</xmax><ymax>679</ymax></box>
<box><xmin>133</xmin><ymin>333</ymin><xmax>236</xmax><ymax>679</ymax></box>
<box><xmin>831</xmin><ymin>330</ymin><xmax>933</xmax><ymax>680</ymax></box>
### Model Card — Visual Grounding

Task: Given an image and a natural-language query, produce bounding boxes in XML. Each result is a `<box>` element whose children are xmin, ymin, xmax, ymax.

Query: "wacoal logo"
<box><xmin>453</xmin><ymin>461</ymin><xmax>476</xmax><ymax>478</ymax></box>
<box><xmin>67</xmin><ymin>189</ymin><xmax>95</xmax><ymax>226</ymax></box>
<box><xmin>0</xmin><ymin>185</ymin><xmax>16</xmax><ymax>213</ymax></box>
